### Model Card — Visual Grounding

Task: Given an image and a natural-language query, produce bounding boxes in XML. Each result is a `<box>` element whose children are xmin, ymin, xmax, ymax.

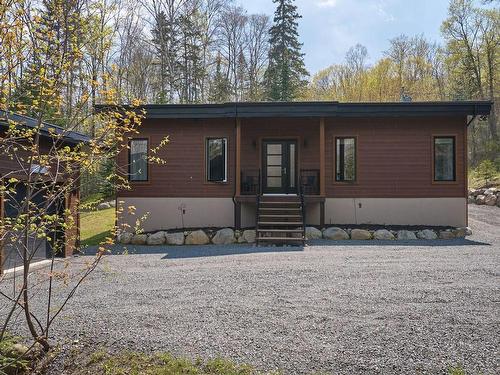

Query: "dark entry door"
<box><xmin>262</xmin><ymin>140</ymin><xmax>297</xmax><ymax>194</ymax></box>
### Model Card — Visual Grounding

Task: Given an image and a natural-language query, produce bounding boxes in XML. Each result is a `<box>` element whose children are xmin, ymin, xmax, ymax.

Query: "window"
<box><xmin>206</xmin><ymin>138</ymin><xmax>227</xmax><ymax>182</ymax></box>
<box><xmin>434</xmin><ymin>136</ymin><xmax>455</xmax><ymax>181</ymax></box>
<box><xmin>129</xmin><ymin>139</ymin><xmax>148</xmax><ymax>181</ymax></box>
<box><xmin>335</xmin><ymin>137</ymin><xmax>356</xmax><ymax>182</ymax></box>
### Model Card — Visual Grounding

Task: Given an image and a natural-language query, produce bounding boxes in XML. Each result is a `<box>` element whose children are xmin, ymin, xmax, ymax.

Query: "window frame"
<box><xmin>128</xmin><ymin>138</ymin><xmax>149</xmax><ymax>182</ymax></box>
<box><xmin>205</xmin><ymin>137</ymin><xmax>228</xmax><ymax>183</ymax></box>
<box><xmin>334</xmin><ymin>136</ymin><xmax>357</xmax><ymax>183</ymax></box>
<box><xmin>432</xmin><ymin>135</ymin><xmax>457</xmax><ymax>183</ymax></box>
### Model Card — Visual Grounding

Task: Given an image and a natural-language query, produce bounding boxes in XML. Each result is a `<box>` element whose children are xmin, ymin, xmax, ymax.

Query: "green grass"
<box><xmin>80</xmin><ymin>207</ymin><xmax>115</xmax><ymax>247</ymax></box>
<box><xmin>68</xmin><ymin>351</ymin><xmax>279</xmax><ymax>375</ymax></box>
<box><xmin>468</xmin><ymin>169</ymin><xmax>500</xmax><ymax>189</ymax></box>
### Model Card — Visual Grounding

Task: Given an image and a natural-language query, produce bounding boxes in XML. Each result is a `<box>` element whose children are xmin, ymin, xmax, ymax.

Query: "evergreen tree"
<box><xmin>264</xmin><ymin>0</ymin><xmax>308</xmax><ymax>101</ymax></box>
<box><xmin>209</xmin><ymin>53</ymin><xmax>232</xmax><ymax>103</ymax></box>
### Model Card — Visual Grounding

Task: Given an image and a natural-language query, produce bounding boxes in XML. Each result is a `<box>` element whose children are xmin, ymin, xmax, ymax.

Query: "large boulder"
<box><xmin>323</xmin><ymin>227</ymin><xmax>349</xmax><ymax>240</ymax></box>
<box><xmin>185</xmin><ymin>230</ymin><xmax>210</xmax><ymax>245</ymax></box>
<box><xmin>350</xmin><ymin>229</ymin><xmax>372</xmax><ymax>240</ymax></box>
<box><xmin>241</xmin><ymin>230</ymin><xmax>256</xmax><ymax>243</ymax></box>
<box><xmin>439</xmin><ymin>230</ymin><xmax>455</xmax><ymax>240</ymax></box>
<box><xmin>373</xmin><ymin>229</ymin><xmax>395</xmax><ymax>240</ymax></box>
<box><xmin>97</xmin><ymin>202</ymin><xmax>111</xmax><ymax>210</ymax></box>
<box><xmin>497</xmin><ymin>196</ymin><xmax>500</xmax><ymax>208</ymax></box>
<box><xmin>147</xmin><ymin>231</ymin><xmax>166</xmax><ymax>245</ymax></box>
<box><xmin>467</xmin><ymin>196</ymin><xmax>475</xmax><ymax>204</ymax></box>
<box><xmin>452</xmin><ymin>227</ymin><xmax>471</xmax><ymax>238</ymax></box>
<box><xmin>211</xmin><ymin>228</ymin><xmax>236</xmax><ymax>245</ymax></box>
<box><xmin>484</xmin><ymin>194</ymin><xmax>497</xmax><ymax>206</ymax></box>
<box><xmin>416</xmin><ymin>229</ymin><xmax>437</xmax><ymax>240</ymax></box>
<box><xmin>396</xmin><ymin>230</ymin><xmax>417</xmax><ymax>240</ymax></box>
<box><xmin>118</xmin><ymin>232</ymin><xmax>133</xmax><ymax>244</ymax></box>
<box><xmin>475</xmin><ymin>195</ymin><xmax>486</xmax><ymax>205</ymax></box>
<box><xmin>469</xmin><ymin>189</ymin><xmax>480</xmax><ymax>197</ymax></box>
<box><xmin>130</xmin><ymin>234</ymin><xmax>147</xmax><ymax>245</ymax></box>
<box><xmin>305</xmin><ymin>227</ymin><xmax>322</xmax><ymax>240</ymax></box>
<box><xmin>166</xmin><ymin>232</ymin><xmax>184</xmax><ymax>245</ymax></box>
<box><xmin>108</xmin><ymin>200</ymin><xmax>116</xmax><ymax>207</ymax></box>
<box><xmin>484</xmin><ymin>187</ymin><xmax>498</xmax><ymax>196</ymax></box>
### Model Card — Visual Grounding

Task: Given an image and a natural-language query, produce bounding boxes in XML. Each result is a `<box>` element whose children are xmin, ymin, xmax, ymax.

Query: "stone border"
<box><xmin>117</xmin><ymin>226</ymin><xmax>472</xmax><ymax>246</ymax></box>
<box><xmin>468</xmin><ymin>187</ymin><xmax>500</xmax><ymax>207</ymax></box>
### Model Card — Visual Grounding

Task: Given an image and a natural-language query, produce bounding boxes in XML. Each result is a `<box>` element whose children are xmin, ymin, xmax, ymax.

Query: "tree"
<box><xmin>264</xmin><ymin>0</ymin><xmax>308</xmax><ymax>101</ymax></box>
<box><xmin>209</xmin><ymin>53</ymin><xmax>231</xmax><ymax>102</ymax></box>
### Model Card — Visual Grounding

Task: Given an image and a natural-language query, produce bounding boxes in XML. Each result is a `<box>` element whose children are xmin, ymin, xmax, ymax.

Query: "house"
<box><xmin>110</xmin><ymin>101</ymin><xmax>492</xmax><ymax>244</ymax></box>
<box><xmin>0</xmin><ymin>111</ymin><xmax>90</xmax><ymax>272</ymax></box>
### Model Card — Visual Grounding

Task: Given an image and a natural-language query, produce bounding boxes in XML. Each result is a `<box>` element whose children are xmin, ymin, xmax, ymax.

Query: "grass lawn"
<box><xmin>80</xmin><ymin>207</ymin><xmax>115</xmax><ymax>247</ymax></box>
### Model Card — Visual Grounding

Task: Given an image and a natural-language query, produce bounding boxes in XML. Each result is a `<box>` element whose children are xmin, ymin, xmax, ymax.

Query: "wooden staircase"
<box><xmin>256</xmin><ymin>195</ymin><xmax>306</xmax><ymax>246</ymax></box>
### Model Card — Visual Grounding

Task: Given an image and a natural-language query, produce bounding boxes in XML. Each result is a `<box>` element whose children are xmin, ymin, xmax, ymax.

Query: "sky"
<box><xmin>242</xmin><ymin>0</ymin><xmax>452</xmax><ymax>74</ymax></box>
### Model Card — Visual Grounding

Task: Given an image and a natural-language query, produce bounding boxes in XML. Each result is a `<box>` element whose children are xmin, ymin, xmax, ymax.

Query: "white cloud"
<box><xmin>315</xmin><ymin>0</ymin><xmax>339</xmax><ymax>7</ymax></box>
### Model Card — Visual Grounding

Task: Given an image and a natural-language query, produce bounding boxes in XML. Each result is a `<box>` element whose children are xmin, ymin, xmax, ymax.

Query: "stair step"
<box><xmin>258</xmin><ymin>221</ymin><xmax>303</xmax><ymax>226</ymax></box>
<box><xmin>259</xmin><ymin>214</ymin><xmax>302</xmax><ymax>218</ymax></box>
<box><xmin>259</xmin><ymin>207</ymin><xmax>301</xmax><ymax>211</ymax></box>
<box><xmin>257</xmin><ymin>236</ymin><xmax>304</xmax><ymax>241</ymax></box>
<box><xmin>259</xmin><ymin>201</ymin><xmax>300</xmax><ymax>205</ymax></box>
<box><xmin>257</xmin><ymin>229</ymin><xmax>304</xmax><ymax>233</ymax></box>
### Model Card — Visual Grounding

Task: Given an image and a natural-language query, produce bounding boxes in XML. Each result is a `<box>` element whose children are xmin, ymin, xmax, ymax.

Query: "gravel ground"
<box><xmin>5</xmin><ymin>205</ymin><xmax>500</xmax><ymax>374</ymax></box>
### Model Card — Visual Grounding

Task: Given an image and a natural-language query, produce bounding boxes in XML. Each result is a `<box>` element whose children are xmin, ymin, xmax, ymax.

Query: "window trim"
<box><xmin>334</xmin><ymin>136</ymin><xmax>357</xmax><ymax>184</ymax></box>
<box><xmin>432</xmin><ymin>135</ymin><xmax>457</xmax><ymax>183</ymax></box>
<box><xmin>205</xmin><ymin>137</ymin><xmax>228</xmax><ymax>183</ymax></box>
<box><xmin>128</xmin><ymin>138</ymin><xmax>149</xmax><ymax>183</ymax></box>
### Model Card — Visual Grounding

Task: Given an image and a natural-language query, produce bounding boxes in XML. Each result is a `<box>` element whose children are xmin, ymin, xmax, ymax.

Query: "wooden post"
<box><xmin>236</xmin><ymin>118</ymin><xmax>241</xmax><ymax>197</ymax></box>
<box><xmin>0</xmin><ymin>192</ymin><xmax>4</xmax><ymax>275</ymax></box>
<box><xmin>319</xmin><ymin>118</ymin><xmax>326</xmax><ymax>196</ymax></box>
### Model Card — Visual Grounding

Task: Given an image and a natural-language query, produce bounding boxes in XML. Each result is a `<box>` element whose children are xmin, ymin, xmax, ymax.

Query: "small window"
<box><xmin>335</xmin><ymin>137</ymin><xmax>356</xmax><ymax>182</ymax></box>
<box><xmin>434</xmin><ymin>136</ymin><xmax>455</xmax><ymax>181</ymax></box>
<box><xmin>129</xmin><ymin>139</ymin><xmax>148</xmax><ymax>181</ymax></box>
<box><xmin>206</xmin><ymin>138</ymin><xmax>227</xmax><ymax>182</ymax></box>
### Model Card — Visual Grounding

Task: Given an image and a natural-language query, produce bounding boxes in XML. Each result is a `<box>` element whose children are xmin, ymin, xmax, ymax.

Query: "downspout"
<box><xmin>232</xmin><ymin>103</ymin><xmax>238</xmax><ymax>228</ymax></box>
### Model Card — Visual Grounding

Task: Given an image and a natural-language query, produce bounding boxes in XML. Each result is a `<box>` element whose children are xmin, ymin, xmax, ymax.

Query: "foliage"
<box><xmin>476</xmin><ymin>159</ymin><xmax>498</xmax><ymax>184</ymax></box>
<box><xmin>65</xmin><ymin>350</ymin><xmax>279</xmax><ymax>375</ymax></box>
<box><xmin>0</xmin><ymin>335</ymin><xmax>30</xmax><ymax>374</ymax></box>
<box><xmin>80</xmin><ymin>208</ymin><xmax>115</xmax><ymax>247</ymax></box>
<box><xmin>265</xmin><ymin>0</ymin><xmax>309</xmax><ymax>101</ymax></box>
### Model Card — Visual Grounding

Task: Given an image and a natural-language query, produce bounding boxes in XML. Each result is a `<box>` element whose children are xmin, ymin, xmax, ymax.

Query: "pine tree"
<box><xmin>209</xmin><ymin>53</ymin><xmax>231</xmax><ymax>103</ymax></box>
<box><xmin>264</xmin><ymin>0</ymin><xmax>308</xmax><ymax>101</ymax></box>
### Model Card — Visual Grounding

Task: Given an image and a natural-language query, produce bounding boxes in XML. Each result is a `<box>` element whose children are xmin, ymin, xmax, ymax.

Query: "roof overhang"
<box><xmin>95</xmin><ymin>101</ymin><xmax>492</xmax><ymax>120</ymax></box>
<box><xmin>0</xmin><ymin>111</ymin><xmax>90</xmax><ymax>144</ymax></box>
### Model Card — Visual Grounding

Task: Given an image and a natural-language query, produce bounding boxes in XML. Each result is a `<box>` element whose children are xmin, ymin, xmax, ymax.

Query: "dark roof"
<box><xmin>95</xmin><ymin>101</ymin><xmax>492</xmax><ymax>119</ymax></box>
<box><xmin>0</xmin><ymin>110</ymin><xmax>90</xmax><ymax>144</ymax></box>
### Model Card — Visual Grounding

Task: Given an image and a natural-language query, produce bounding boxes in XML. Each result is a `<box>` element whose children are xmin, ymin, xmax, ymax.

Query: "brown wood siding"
<box><xmin>117</xmin><ymin>118</ymin><xmax>236</xmax><ymax>197</ymax></box>
<box><xmin>325</xmin><ymin>117</ymin><xmax>467</xmax><ymax>198</ymax></box>
<box><xmin>118</xmin><ymin>116</ymin><xmax>467</xmax><ymax>199</ymax></box>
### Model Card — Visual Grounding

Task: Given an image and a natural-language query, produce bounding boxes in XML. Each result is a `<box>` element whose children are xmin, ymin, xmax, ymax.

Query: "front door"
<box><xmin>262</xmin><ymin>140</ymin><xmax>297</xmax><ymax>194</ymax></box>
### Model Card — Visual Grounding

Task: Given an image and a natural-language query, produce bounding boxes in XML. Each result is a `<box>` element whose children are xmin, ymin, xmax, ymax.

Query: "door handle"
<box><xmin>283</xmin><ymin>167</ymin><xmax>287</xmax><ymax>175</ymax></box>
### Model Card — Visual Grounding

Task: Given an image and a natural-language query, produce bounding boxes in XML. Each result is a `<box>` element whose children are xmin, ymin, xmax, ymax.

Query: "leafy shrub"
<box><xmin>476</xmin><ymin>159</ymin><xmax>497</xmax><ymax>185</ymax></box>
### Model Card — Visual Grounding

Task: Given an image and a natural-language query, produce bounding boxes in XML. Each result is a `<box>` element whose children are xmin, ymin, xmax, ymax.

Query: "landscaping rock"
<box><xmin>416</xmin><ymin>229</ymin><xmax>438</xmax><ymax>240</ymax></box>
<box><xmin>242</xmin><ymin>229</ymin><xmax>256</xmax><ymax>243</ymax></box>
<box><xmin>373</xmin><ymin>229</ymin><xmax>395</xmax><ymax>240</ymax></box>
<box><xmin>469</xmin><ymin>189</ymin><xmax>480</xmax><ymax>197</ymax></box>
<box><xmin>10</xmin><ymin>343</ymin><xmax>29</xmax><ymax>357</ymax></box>
<box><xmin>476</xmin><ymin>195</ymin><xmax>486</xmax><ymax>205</ymax></box>
<box><xmin>350</xmin><ymin>229</ymin><xmax>372</xmax><ymax>240</ymax></box>
<box><xmin>484</xmin><ymin>194</ymin><xmax>497</xmax><ymax>206</ymax></box>
<box><xmin>323</xmin><ymin>227</ymin><xmax>349</xmax><ymax>240</ymax></box>
<box><xmin>211</xmin><ymin>228</ymin><xmax>236</xmax><ymax>245</ymax></box>
<box><xmin>439</xmin><ymin>231</ymin><xmax>455</xmax><ymax>240</ymax></box>
<box><xmin>305</xmin><ymin>227</ymin><xmax>322</xmax><ymax>240</ymax></box>
<box><xmin>484</xmin><ymin>187</ymin><xmax>498</xmax><ymax>195</ymax></box>
<box><xmin>130</xmin><ymin>234</ymin><xmax>147</xmax><ymax>245</ymax></box>
<box><xmin>185</xmin><ymin>230</ymin><xmax>210</xmax><ymax>245</ymax></box>
<box><xmin>453</xmin><ymin>227</ymin><xmax>471</xmax><ymax>238</ymax></box>
<box><xmin>147</xmin><ymin>231</ymin><xmax>166</xmax><ymax>245</ymax></box>
<box><xmin>118</xmin><ymin>232</ymin><xmax>133</xmax><ymax>245</ymax></box>
<box><xmin>108</xmin><ymin>200</ymin><xmax>116</xmax><ymax>207</ymax></box>
<box><xmin>97</xmin><ymin>202</ymin><xmax>111</xmax><ymax>210</ymax></box>
<box><xmin>166</xmin><ymin>232</ymin><xmax>184</xmax><ymax>245</ymax></box>
<box><xmin>396</xmin><ymin>230</ymin><xmax>417</xmax><ymax>240</ymax></box>
<box><xmin>497</xmin><ymin>197</ymin><xmax>500</xmax><ymax>207</ymax></box>
<box><xmin>467</xmin><ymin>196</ymin><xmax>475</xmax><ymax>204</ymax></box>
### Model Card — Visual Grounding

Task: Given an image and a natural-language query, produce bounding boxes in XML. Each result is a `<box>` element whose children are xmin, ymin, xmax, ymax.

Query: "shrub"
<box><xmin>476</xmin><ymin>159</ymin><xmax>497</xmax><ymax>185</ymax></box>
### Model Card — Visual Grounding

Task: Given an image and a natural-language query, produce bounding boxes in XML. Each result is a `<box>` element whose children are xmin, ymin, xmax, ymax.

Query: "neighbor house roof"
<box><xmin>0</xmin><ymin>110</ymin><xmax>90</xmax><ymax>144</ymax></box>
<box><xmin>95</xmin><ymin>101</ymin><xmax>492</xmax><ymax>120</ymax></box>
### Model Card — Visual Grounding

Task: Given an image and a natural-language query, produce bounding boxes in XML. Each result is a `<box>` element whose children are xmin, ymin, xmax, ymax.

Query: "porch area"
<box><xmin>233</xmin><ymin>117</ymin><xmax>326</xmax><ymax>229</ymax></box>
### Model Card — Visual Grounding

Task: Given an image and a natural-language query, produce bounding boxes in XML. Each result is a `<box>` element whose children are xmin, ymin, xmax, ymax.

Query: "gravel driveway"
<box><xmin>6</xmin><ymin>205</ymin><xmax>500</xmax><ymax>374</ymax></box>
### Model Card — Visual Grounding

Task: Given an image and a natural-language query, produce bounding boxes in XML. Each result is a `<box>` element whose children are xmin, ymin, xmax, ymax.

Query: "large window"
<box><xmin>206</xmin><ymin>138</ymin><xmax>227</xmax><ymax>182</ymax></box>
<box><xmin>335</xmin><ymin>137</ymin><xmax>356</xmax><ymax>182</ymax></box>
<box><xmin>129</xmin><ymin>139</ymin><xmax>148</xmax><ymax>181</ymax></box>
<box><xmin>434</xmin><ymin>136</ymin><xmax>456</xmax><ymax>181</ymax></box>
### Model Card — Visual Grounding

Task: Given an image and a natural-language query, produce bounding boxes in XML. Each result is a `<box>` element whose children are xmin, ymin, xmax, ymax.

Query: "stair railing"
<box><xmin>298</xmin><ymin>171</ymin><xmax>306</xmax><ymax>245</ymax></box>
<box><xmin>255</xmin><ymin>169</ymin><xmax>261</xmax><ymax>246</ymax></box>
